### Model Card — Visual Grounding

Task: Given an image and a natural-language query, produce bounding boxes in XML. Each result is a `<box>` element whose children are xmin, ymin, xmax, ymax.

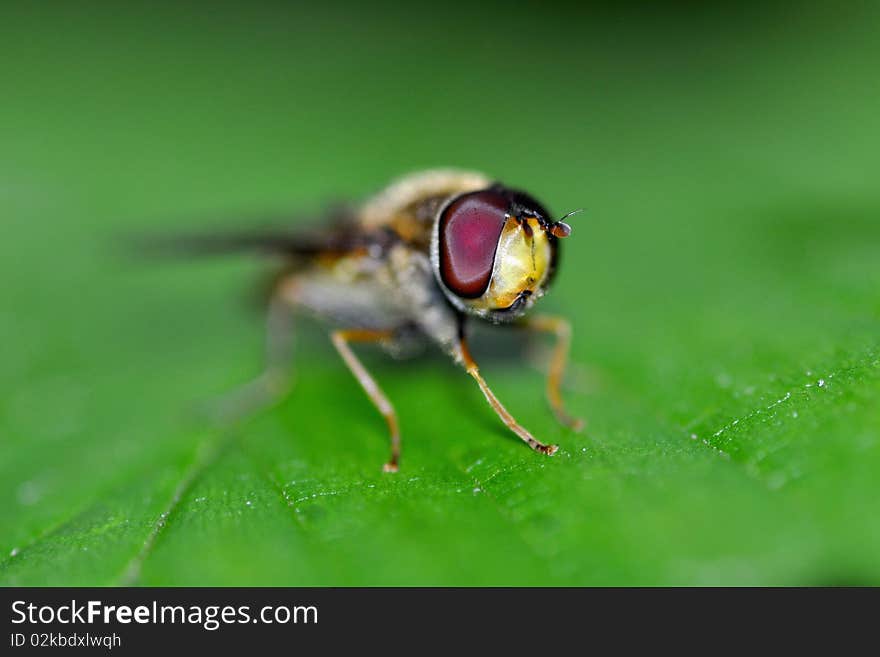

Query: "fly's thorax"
<box><xmin>430</xmin><ymin>185</ymin><xmax>566</xmax><ymax>323</ymax></box>
<box><xmin>360</xmin><ymin>169</ymin><xmax>491</xmax><ymax>232</ymax></box>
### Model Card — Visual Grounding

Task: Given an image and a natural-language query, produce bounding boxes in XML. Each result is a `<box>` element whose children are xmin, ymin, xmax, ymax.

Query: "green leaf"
<box><xmin>2</xmin><ymin>2</ymin><xmax>879</xmax><ymax>586</ymax></box>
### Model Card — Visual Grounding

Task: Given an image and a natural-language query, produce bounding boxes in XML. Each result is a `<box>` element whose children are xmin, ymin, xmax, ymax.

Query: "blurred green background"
<box><xmin>1</xmin><ymin>0</ymin><xmax>879</xmax><ymax>586</ymax></box>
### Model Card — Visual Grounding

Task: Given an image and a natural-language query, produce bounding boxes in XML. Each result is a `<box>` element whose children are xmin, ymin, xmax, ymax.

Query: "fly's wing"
<box><xmin>136</xmin><ymin>170</ymin><xmax>493</xmax><ymax>263</ymax></box>
<box><xmin>132</xmin><ymin>205</ymin><xmax>369</xmax><ymax>262</ymax></box>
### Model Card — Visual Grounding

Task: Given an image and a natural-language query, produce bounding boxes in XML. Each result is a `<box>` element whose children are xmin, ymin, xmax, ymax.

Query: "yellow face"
<box><xmin>468</xmin><ymin>216</ymin><xmax>553</xmax><ymax>313</ymax></box>
<box><xmin>434</xmin><ymin>187</ymin><xmax>566</xmax><ymax>322</ymax></box>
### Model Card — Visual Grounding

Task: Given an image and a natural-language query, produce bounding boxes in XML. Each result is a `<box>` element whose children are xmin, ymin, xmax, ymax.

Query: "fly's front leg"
<box><xmin>458</xmin><ymin>333</ymin><xmax>558</xmax><ymax>456</ymax></box>
<box><xmin>520</xmin><ymin>315</ymin><xmax>584</xmax><ymax>431</ymax></box>
<box><xmin>330</xmin><ymin>329</ymin><xmax>401</xmax><ymax>473</ymax></box>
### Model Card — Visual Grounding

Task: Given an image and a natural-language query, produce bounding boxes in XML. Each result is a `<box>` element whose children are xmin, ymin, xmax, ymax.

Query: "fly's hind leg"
<box><xmin>206</xmin><ymin>279</ymin><xmax>298</xmax><ymax>425</ymax></box>
<box><xmin>330</xmin><ymin>329</ymin><xmax>401</xmax><ymax>473</ymax></box>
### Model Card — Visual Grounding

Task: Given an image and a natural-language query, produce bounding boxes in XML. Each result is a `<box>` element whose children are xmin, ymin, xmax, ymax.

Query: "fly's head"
<box><xmin>430</xmin><ymin>184</ymin><xmax>572</xmax><ymax>323</ymax></box>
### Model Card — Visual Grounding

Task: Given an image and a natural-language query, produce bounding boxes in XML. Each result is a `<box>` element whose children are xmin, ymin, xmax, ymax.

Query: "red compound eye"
<box><xmin>438</xmin><ymin>191</ymin><xmax>509</xmax><ymax>298</ymax></box>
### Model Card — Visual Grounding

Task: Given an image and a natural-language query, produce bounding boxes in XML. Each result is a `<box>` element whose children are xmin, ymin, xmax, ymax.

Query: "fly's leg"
<box><xmin>459</xmin><ymin>334</ymin><xmax>558</xmax><ymax>456</ymax></box>
<box><xmin>330</xmin><ymin>329</ymin><xmax>401</xmax><ymax>473</ymax></box>
<box><xmin>206</xmin><ymin>284</ymin><xmax>297</xmax><ymax>425</ymax></box>
<box><xmin>520</xmin><ymin>315</ymin><xmax>584</xmax><ymax>431</ymax></box>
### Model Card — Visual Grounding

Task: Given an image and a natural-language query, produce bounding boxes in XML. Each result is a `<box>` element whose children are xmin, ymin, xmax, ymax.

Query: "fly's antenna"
<box><xmin>549</xmin><ymin>208</ymin><xmax>583</xmax><ymax>238</ymax></box>
<box><xmin>558</xmin><ymin>208</ymin><xmax>584</xmax><ymax>222</ymax></box>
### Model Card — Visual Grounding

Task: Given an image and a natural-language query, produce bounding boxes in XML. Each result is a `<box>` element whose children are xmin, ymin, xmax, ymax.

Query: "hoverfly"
<box><xmin>180</xmin><ymin>169</ymin><xmax>583</xmax><ymax>471</ymax></box>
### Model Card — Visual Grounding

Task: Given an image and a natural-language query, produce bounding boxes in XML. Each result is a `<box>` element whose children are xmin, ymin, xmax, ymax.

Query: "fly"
<box><xmin>166</xmin><ymin>169</ymin><xmax>584</xmax><ymax>471</ymax></box>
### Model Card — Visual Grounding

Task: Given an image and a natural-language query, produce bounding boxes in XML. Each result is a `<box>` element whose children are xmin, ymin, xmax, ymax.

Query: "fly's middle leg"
<box><xmin>330</xmin><ymin>329</ymin><xmax>401</xmax><ymax>473</ymax></box>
